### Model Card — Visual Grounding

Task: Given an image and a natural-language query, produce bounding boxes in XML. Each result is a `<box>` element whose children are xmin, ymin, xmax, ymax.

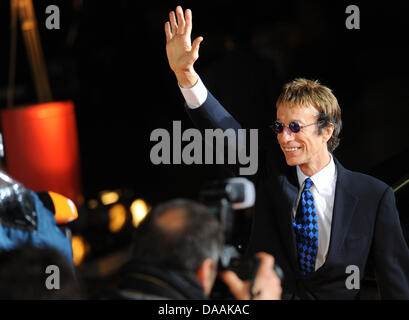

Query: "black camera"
<box><xmin>199</xmin><ymin>177</ymin><xmax>284</xmax><ymax>297</ymax></box>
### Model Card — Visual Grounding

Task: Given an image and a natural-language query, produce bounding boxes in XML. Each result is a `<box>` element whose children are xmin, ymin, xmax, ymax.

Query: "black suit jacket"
<box><xmin>186</xmin><ymin>90</ymin><xmax>409</xmax><ymax>299</ymax></box>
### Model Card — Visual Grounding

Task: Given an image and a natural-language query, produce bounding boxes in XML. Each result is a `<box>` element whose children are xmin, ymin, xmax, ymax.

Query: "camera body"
<box><xmin>199</xmin><ymin>177</ymin><xmax>284</xmax><ymax>286</ymax></box>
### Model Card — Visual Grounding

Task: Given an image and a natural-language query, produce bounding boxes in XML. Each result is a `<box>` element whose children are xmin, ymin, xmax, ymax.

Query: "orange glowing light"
<box><xmin>130</xmin><ymin>199</ymin><xmax>150</xmax><ymax>228</ymax></box>
<box><xmin>108</xmin><ymin>203</ymin><xmax>127</xmax><ymax>233</ymax></box>
<box><xmin>71</xmin><ymin>235</ymin><xmax>87</xmax><ymax>266</ymax></box>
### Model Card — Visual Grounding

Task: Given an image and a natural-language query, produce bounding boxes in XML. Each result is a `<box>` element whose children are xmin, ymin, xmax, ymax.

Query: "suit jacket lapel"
<box><xmin>263</xmin><ymin>143</ymin><xmax>301</xmax><ymax>271</ymax></box>
<box><xmin>277</xmin><ymin>166</ymin><xmax>300</xmax><ymax>271</ymax></box>
<box><xmin>326</xmin><ymin>158</ymin><xmax>359</xmax><ymax>262</ymax></box>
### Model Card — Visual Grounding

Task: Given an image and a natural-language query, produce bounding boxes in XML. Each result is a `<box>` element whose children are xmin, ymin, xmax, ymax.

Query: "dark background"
<box><xmin>0</xmin><ymin>0</ymin><xmax>409</xmax><ymax>293</ymax></box>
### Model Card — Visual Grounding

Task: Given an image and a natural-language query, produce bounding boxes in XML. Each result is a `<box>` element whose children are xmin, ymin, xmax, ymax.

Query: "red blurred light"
<box><xmin>1</xmin><ymin>101</ymin><xmax>82</xmax><ymax>205</ymax></box>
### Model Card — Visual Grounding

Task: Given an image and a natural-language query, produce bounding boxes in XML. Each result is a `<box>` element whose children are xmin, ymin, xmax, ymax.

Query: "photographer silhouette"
<box><xmin>111</xmin><ymin>199</ymin><xmax>281</xmax><ymax>300</ymax></box>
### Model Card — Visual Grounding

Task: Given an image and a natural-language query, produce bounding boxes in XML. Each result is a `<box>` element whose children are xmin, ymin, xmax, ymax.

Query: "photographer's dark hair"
<box><xmin>131</xmin><ymin>199</ymin><xmax>224</xmax><ymax>273</ymax></box>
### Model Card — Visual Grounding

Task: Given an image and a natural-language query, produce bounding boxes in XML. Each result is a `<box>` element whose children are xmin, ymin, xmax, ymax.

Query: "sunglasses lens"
<box><xmin>273</xmin><ymin>121</ymin><xmax>283</xmax><ymax>133</ymax></box>
<box><xmin>289</xmin><ymin>121</ymin><xmax>301</xmax><ymax>133</ymax></box>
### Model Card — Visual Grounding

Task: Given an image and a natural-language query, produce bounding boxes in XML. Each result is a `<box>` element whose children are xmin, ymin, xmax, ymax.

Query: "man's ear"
<box><xmin>196</xmin><ymin>258</ymin><xmax>216</xmax><ymax>296</ymax></box>
<box><xmin>322</xmin><ymin>123</ymin><xmax>335</xmax><ymax>143</ymax></box>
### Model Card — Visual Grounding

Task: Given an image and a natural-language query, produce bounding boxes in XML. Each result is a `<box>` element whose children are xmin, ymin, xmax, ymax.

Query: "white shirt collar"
<box><xmin>296</xmin><ymin>154</ymin><xmax>336</xmax><ymax>194</ymax></box>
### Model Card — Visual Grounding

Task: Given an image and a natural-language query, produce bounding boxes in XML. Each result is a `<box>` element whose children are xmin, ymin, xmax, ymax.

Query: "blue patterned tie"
<box><xmin>293</xmin><ymin>178</ymin><xmax>318</xmax><ymax>275</ymax></box>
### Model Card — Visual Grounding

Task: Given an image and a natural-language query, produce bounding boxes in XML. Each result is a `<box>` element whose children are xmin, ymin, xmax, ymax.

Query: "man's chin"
<box><xmin>285</xmin><ymin>156</ymin><xmax>301</xmax><ymax>167</ymax></box>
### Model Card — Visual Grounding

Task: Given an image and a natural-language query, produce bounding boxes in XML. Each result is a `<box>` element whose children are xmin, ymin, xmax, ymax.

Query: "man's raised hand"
<box><xmin>165</xmin><ymin>6</ymin><xmax>203</xmax><ymax>88</ymax></box>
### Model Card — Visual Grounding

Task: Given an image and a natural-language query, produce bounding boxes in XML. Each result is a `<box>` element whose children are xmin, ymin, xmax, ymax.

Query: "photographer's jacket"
<box><xmin>183</xmin><ymin>85</ymin><xmax>409</xmax><ymax>299</ymax></box>
<box><xmin>109</xmin><ymin>262</ymin><xmax>208</xmax><ymax>300</ymax></box>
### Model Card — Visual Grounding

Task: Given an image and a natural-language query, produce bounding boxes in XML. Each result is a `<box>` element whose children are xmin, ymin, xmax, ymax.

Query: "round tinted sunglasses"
<box><xmin>270</xmin><ymin>121</ymin><xmax>319</xmax><ymax>134</ymax></box>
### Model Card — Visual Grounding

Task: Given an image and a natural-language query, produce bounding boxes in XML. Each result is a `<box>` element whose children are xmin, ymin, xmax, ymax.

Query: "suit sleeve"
<box><xmin>373</xmin><ymin>187</ymin><xmax>409</xmax><ymax>299</ymax></box>
<box><xmin>185</xmin><ymin>90</ymin><xmax>242</xmax><ymax>132</ymax></box>
<box><xmin>185</xmin><ymin>90</ymin><xmax>249</xmax><ymax>177</ymax></box>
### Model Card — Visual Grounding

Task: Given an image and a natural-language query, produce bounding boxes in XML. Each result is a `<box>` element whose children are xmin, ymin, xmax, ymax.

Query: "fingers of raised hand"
<box><xmin>164</xmin><ymin>21</ymin><xmax>172</xmax><ymax>42</ymax></box>
<box><xmin>169</xmin><ymin>10</ymin><xmax>178</xmax><ymax>37</ymax></box>
<box><xmin>184</xmin><ymin>8</ymin><xmax>192</xmax><ymax>36</ymax></box>
<box><xmin>175</xmin><ymin>6</ymin><xmax>186</xmax><ymax>34</ymax></box>
<box><xmin>167</xmin><ymin>6</ymin><xmax>192</xmax><ymax>39</ymax></box>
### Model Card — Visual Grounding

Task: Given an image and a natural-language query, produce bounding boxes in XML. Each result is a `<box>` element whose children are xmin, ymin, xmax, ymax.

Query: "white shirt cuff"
<box><xmin>179</xmin><ymin>77</ymin><xmax>208</xmax><ymax>109</ymax></box>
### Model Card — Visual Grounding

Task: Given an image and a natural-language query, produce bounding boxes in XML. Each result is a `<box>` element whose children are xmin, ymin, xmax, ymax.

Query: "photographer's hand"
<box><xmin>164</xmin><ymin>6</ymin><xmax>202</xmax><ymax>88</ymax></box>
<box><xmin>220</xmin><ymin>252</ymin><xmax>282</xmax><ymax>300</ymax></box>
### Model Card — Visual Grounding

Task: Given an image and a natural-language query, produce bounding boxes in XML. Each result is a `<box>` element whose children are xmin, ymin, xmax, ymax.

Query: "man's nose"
<box><xmin>278</xmin><ymin>127</ymin><xmax>295</xmax><ymax>144</ymax></box>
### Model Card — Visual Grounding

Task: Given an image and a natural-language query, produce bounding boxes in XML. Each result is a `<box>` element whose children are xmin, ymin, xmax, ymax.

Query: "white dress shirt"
<box><xmin>179</xmin><ymin>77</ymin><xmax>208</xmax><ymax>109</ymax></box>
<box><xmin>295</xmin><ymin>157</ymin><xmax>337</xmax><ymax>270</ymax></box>
<box><xmin>178</xmin><ymin>77</ymin><xmax>338</xmax><ymax>270</ymax></box>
